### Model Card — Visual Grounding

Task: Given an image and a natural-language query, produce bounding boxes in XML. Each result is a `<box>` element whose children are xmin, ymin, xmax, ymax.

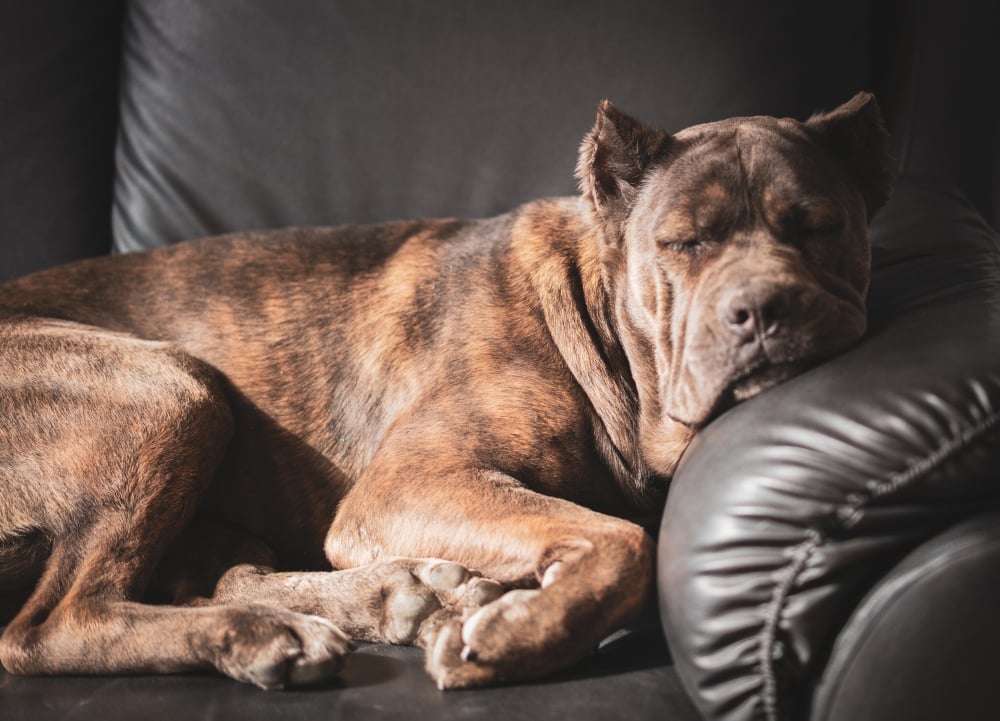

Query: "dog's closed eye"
<box><xmin>775</xmin><ymin>199</ymin><xmax>844</xmax><ymax>243</ymax></box>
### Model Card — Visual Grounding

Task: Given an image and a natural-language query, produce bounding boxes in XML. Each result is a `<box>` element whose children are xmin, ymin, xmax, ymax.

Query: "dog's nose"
<box><xmin>721</xmin><ymin>283</ymin><xmax>792</xmax><ymax>341</ymax></box>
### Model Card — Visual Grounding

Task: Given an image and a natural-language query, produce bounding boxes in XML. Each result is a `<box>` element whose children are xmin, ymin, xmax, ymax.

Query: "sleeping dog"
<box><xmin>0</xmin><ymin>93</ymin><xmax>890</xmax><ymax>689</ymax></box>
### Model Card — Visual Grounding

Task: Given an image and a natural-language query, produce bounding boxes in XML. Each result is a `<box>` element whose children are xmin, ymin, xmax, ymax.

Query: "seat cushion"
<box><xmin>0</xmin><ymin>614</ymin><xmax>702</xmax><ymax>721</ymax></box>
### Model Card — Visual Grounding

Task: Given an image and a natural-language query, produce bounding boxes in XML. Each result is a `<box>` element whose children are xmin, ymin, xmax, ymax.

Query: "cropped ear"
<box><xmin>805</xmin><ymin>92</ymin><xmax>895</xmax><ymax>221</ymax></box>
<box><xmin>576</xmin><ymin>100</ymin><xmax>671</xmax><ymax>240</ymax></box>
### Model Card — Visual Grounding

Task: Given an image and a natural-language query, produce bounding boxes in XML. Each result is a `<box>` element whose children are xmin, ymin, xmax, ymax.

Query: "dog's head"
<box><xmin>578</xmin><ymin>93</ymin><xmax>892</xmax><ymax>471</ymax></box>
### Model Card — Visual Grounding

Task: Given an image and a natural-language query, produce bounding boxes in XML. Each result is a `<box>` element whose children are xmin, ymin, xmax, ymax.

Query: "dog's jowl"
<box><xmin>0</xmin><ymin>93</ymin><xmax>891</xmax><ymax>689</ymax></box>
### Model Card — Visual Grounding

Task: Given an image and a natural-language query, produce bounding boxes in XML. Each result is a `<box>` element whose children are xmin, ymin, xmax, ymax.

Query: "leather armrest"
<box><xmin>810</xmin><ymin>509</ymin><xmax>1000</xmax><ymax>721</ymax></box>
<box><xmin>657</xmin><ymin>176</ymin><xmax>1000</xmax><ymax>721</ymax></box>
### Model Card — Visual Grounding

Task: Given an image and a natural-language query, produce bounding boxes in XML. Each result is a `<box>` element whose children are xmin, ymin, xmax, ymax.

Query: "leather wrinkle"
<box><xmin>758</xmin><ymin>404</ymin><xmax>1000</xmax><ymax>721</ymax></box>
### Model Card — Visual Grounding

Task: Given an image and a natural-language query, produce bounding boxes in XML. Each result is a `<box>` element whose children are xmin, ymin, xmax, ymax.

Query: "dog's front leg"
<box><xmin>324</xmin><ymin>467</ymin><xmax>655</xmax><ymax>689</ymax></box>
<box><xmin>203</xmin><ymin>557</ymin><xmax>504</xmax><ymax>646</ymax></box>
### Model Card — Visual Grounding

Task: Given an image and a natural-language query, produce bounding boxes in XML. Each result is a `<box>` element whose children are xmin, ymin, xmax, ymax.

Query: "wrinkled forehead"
<box><xmin>640</xmin><ymin>117</ymin><xmax>854</xmax><ymax>228</ymax></box>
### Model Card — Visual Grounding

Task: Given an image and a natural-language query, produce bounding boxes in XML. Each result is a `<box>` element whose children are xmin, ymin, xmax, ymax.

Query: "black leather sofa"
<box><xmin>1</xmin><ymin>2</ymin><xmax>998</xmax><ymax>720</ymax></box>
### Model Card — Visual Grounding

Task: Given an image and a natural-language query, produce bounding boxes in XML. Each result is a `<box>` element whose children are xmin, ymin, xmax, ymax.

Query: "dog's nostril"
<box><xmin>729</xmin><ymin>308</ymin><xmax>752</xmax><ymax>327</ymax></box>
<box><xmin>723</xmin><ymin>289</ymin><xmax>791</xmax><ymax>337</ymax></box>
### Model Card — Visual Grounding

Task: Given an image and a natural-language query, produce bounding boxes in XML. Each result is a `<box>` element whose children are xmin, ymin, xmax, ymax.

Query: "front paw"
<box><xmin>423</xmin><ymin>589</ymin><xmax>585</xmax><ymax>689</ymax></box>
<box><xmin>424</xmin><ymin>617</ymin><xmax>502</xmax><ymax>689</ymax></box>
<box><xmin>370</xmin><ymin>559</ymin><xmax>504</xmax><ymax>645</ymax></box>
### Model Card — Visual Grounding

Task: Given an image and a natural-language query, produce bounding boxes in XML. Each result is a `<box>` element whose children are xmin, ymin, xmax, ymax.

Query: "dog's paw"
<box><xmin>213</xmin><ymin>607</ymin><xmax>352</xmax><ymax>689</ymax></box>
<box><xmin>375</xmin><ymin>559</ymin><xmax>504</xmax><ymax>645</ymax></box>
<box><xmin>423</xmin><ymin>588</ymin><xmax>589</xmax><ymax>689</ymax></box>
<box><xmin>424</xmin><ymin>616</ymin><xmax>501</xmax><ymax>689</ymax></box>
<box><xmin>416</xmin><ymin>560</ymin><xmax>506</xmax><ymax>610</ymax></box>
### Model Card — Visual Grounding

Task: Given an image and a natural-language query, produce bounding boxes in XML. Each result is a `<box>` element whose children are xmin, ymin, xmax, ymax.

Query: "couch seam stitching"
<box><xmin>758</xmin><ymin>407</ymin><xmax>1000</xmax><ymax>721</ymax></box>
<box><xmin>837</xmin><ymin>410</ymin><xmax>1000</xmax><ymax>528</ymax></box>
<box><xmin>759</xmin><ymin>529</ymin><xmax>821</xmax><ymax>721</ymax></box>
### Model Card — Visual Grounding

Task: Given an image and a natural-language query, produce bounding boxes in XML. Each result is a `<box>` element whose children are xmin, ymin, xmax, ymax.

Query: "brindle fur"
<box><xmin>0</xmin><ymin>94</ymin><xmax>891</xmax><ymax>689</ymax></box>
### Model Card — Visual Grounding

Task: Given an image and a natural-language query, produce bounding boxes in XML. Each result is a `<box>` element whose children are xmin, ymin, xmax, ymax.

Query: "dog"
<box><xmin>0</xmin><ymin>93</ymin><xmax>891</xmax><ymax>690</ymax></box>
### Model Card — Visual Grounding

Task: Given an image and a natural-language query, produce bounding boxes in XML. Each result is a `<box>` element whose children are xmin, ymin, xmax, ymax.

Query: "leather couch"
<box><xmin>1</xmin><ymin>2</ymin><xmax>997</xmax><ymax>720</ymax></box>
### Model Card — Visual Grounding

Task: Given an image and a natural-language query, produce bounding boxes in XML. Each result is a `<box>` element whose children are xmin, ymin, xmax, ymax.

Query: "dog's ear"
<box><xmin>805</xmin><ymin>92</ymin><xmax>895</xmax><ymax>221</ymax></box>
<box><xmin>577</xmin><ymin>100</ymin><xmax>670</xmax><ymax>240</ymax></box>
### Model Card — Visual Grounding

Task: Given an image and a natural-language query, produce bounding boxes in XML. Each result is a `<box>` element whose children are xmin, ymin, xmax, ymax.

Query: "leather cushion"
<box><xmin>810</xmin><ymin>510</ymin><xmax>1000</xmax><ymax>721</ymax></box>
<box><xmin>112</xmin><ymin>0</ymin><xmax>871</xmax><ymax>252</ymax></box>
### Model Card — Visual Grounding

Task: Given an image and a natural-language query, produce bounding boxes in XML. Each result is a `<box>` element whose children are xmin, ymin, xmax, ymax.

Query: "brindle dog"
<box><xmin>0</xmin><ymin>93</ymin><xmax>891</xmax><ymax>689</ymax></box>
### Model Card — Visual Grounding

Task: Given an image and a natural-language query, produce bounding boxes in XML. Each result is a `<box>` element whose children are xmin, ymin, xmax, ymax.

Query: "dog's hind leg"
<box><xmin>0</xmin><ymin>320</ymin><xmax>350</xmax><ymax>688</ymax></box>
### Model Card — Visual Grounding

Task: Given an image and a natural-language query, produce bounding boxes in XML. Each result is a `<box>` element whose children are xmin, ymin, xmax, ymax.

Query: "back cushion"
<box><xmin>113</xmin><ymin>0</ymin><xmax>872</xmax><ymax>251</ymax></box>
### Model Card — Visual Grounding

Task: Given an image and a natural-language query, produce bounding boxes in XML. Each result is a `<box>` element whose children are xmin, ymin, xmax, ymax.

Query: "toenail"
<box><xmin>428</xmin><ymin>562</ymin><xmax>469</xmax><ymax>590</ymax></box>
<box><xmin>472</xmin><ymin>580</ymin><xmax>504</xmax><ymax>605</ymax></box>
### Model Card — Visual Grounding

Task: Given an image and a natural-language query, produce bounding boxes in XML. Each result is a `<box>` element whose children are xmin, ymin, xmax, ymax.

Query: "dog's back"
<box><xmin>0</xmin><ymin>199</ymin><xmax>633</xmax><ymax>566</ymax></box>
